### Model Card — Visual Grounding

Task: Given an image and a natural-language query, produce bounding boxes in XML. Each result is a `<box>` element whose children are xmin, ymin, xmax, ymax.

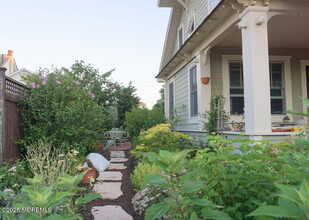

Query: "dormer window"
<box><xmin>188</xmin><ymin>15</ymin><xmax>195</xmax><ymax>36</ymax></box>
<box><xmin>178</xmin><ymin>26</ymin><xmax>184</xmax><ymax>49</ymax></box>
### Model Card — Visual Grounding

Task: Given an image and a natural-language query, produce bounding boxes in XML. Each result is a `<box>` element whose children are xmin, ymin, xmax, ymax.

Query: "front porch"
<box><xmin>203</xmin><ymin>0</ymin><xmax>309</xmax><ymax>139</ymax></box>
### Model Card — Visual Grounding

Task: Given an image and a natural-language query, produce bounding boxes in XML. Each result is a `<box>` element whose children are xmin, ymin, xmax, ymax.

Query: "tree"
<box><xmin>114</xmin><ymin>82</ymin><xmax>140</xmax><ymax>128</ymax></box>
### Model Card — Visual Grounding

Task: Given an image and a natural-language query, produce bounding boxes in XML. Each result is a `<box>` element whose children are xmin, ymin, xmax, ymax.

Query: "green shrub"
<box><xmin>131</xmin><ymin>162</ymin><xmax>161</xmax><ymax>192</ymax></box>
<box><xmin>143</xmin><ymin>150</ymin><xmax>231</xmax><ymax>220</ymax></box>
<box><xmin>19</xmin><ymin>72</ymin><xmax>104</xmax><ymax>155</ymax></box>
<box><xmin>124</xmin><ymin>106</ymin><xmax>165</xmax><ymax>142</ymax></box>
<box><xmin>189</xmin><ymin>134</ymin><xmax>308</xmax><ymax>219</ymax></box>
<box><xmin>0</xmin><ymin>159</ymin><xmax>32</xmax><ymax>192</ymax></box>
<box><xmin>130</xmin><ymin>124</ymin><xmax>192</xmax><ymax>158</ymax></box>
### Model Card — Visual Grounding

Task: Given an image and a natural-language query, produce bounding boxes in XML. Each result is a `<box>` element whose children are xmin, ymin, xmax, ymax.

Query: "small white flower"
<box><xmin>8</xmin><ymin>166</ymin><xmax>16</xmax><ymax>172</ymax></box>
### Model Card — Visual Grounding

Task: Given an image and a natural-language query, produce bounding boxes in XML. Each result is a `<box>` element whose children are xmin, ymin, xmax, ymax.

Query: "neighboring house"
<box><xmin>0</xmin><ymin>50</ymin><xmax>34</xmax><ymax>84</ymax></box>
<box><xmin>157</xmin><ymin>0</ymin><xmax>309</xmax><ymax>141</ymax></box>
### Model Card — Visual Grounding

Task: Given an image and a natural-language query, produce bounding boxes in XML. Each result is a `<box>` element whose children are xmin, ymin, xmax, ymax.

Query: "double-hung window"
<box><xmin>188</xmin><ymin>15</ymin><xmax>195</xmax><ymax>36</ymax></box>
<box><xmin>189</xmin><ymin>65</ymin><xmax>198</xmax><ymax>117</ymax></box>
<box><xmin>270</xmin><ymin>63</ymin><xmax>285</xmax><ymax>114</ymax></box>
<box><xmin>169</xmin><ymin>82</ymin><xmax>174</xmax><ymax>116</ymax></box>
<box><xmin>178</xmin><ymin>27</ymin><xmax>184</xmax><ymax>49</ymax></box>
<box><xmin>229</xmin><ymin>62</ymin><xmax>244</xmax><ymax>114</ymax></box>
<box><xmin>229</xmin><ymin>62</ymin><xmax>285</xmax><ymax>115</ymax></box>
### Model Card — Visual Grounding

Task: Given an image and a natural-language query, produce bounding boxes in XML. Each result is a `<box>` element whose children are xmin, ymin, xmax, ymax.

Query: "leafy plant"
<box><xmin>2</xmin><ymin>173</ymin><xmax>100</xmax><ymax>219</ymax></box>
<box><xmin>202</xmin><ymin>95</ymin><xmax>229</xmax><ymax>133</ymax></box>
<box><xmin>248</xmin><ymin>180</ymin><xmax>309</xmax><ymax>219</ymax></box>
<box><xmin>190</xmin><ymin>134</ymin><xmax>287</xmax><ymax>219</ymax></box>
<box><xmin>142</xmin><ymin>150</ymin><xmax>230</xmax><ymax>220</ymax></box>
<box><xmin>130</xmin><ymin>162</ymin><xmax>161</xmax><ymax>192</ymax></box>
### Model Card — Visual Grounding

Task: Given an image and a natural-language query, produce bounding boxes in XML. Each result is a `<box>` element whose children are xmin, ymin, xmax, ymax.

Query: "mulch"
<box><xmin>78</xmin><ymin>143</ymin><xmax>144</xmax><ymax>220</ymax></box>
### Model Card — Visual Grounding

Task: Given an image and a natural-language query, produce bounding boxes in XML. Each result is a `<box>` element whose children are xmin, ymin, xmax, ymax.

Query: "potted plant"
<box><xmin>80</xmin><ymin>159</ymin><xmax>96</xmax><ymax>183</ymax></box>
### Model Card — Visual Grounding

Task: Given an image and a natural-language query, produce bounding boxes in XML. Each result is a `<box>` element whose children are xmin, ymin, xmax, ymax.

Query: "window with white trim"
<box><xmin>169</xmin><ymin>82</ymin><xmax>174</xmax><ymax>116</ymax></box>
<box><xmin>229</xmin><ymin>62</ymin><xmax>286</xmax><ymax>115</ymax></box>
<box><xmin>189</xmin><ymin>65</ymin><xmax>198</xmax><ymax>117</ymax></box>
<box><xmin>270</xmin><ymin>63</ymin><xmax>285</xmax><ymax>114</ymax></box>
<box><xmin>209</xmin><ymin>0</ymin><xmax>220</xmax><ymax>11</ymax></box>
<box><xmin>178</xmin><ymin>27</ymin><xmax>184</xmax><ymax>49</ymax></box>
<box><xmin>187</xmin><ymin>15</ymin><xmax>195</xmax><ymax>36</ymax></box>
<box><xmin>229</xmin><ymin>62</ymin><xmax>244</xmax><ymax>114</ymax></box>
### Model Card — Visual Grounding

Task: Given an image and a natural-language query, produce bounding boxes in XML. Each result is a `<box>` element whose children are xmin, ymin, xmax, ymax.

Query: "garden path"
<box><xmin>91</xmin><ymin>150</ymin><xmax>133</xmax><ymax>220</ymax></box>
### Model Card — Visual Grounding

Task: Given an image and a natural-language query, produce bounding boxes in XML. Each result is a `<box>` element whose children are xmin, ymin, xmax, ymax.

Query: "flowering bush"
<box><xmin>130</xmin><ymin>124</ymin><xmax>192</xmax><ymax>158</ymax></box>
<box><xmin>19</xmin><ymin>72</ymin><xmax>104</xmax><ymax>155</ymax></box>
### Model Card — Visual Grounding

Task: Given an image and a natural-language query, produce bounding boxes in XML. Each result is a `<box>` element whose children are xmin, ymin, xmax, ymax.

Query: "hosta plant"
<box><xmin>142</xmin><ymin>150</ymin><xmax>231</xmax><ymax>220</ymax></box>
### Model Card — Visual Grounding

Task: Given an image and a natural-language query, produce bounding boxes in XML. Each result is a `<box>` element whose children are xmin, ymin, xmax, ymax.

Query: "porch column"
<box><xmin>238</xmin><ymin>6</ymin><xmax>272</xmax><ymax>135</ymax></box>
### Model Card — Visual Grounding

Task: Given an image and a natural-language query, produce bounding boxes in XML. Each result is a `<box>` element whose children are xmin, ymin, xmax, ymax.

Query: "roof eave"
<box><xmin>158</xmin><ymin>0</ymin><xmax>179</xmax><ymax>7</ymax></box>
<box><xmin>156</xmin><ymin>0</ymin><xmax>228</xmax><ymax>79</ymax></box>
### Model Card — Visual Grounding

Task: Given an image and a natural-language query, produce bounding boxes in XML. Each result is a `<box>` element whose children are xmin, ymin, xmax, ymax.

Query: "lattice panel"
<box><xmin>5</xmin><ymin>78</ymin><xmax>29</xmax><ymax>97</ymax></box>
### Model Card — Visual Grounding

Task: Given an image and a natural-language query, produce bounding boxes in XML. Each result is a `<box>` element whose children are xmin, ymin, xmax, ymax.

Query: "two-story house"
<box><xmin>157</xmin><ymin>0</ymin><xmax>309</xmax><ymax>141</ymax></box>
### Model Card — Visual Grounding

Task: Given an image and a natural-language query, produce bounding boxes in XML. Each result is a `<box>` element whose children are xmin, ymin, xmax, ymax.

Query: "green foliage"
<box><xmin>130</xmin><ymin>124</ymin><xmax>192</xmax><ymax>158</ymax></box>
<box><xmin>152</xmin><ymin>88</ymin><xmax>164</xmax><ymax>115</ymax></box>
<box><xmin>124</xmin><ymin>106</ymin><xmax>165</xmax><ymax>141</ymax></box>
<box><xmin>2</xmin><ymin>173</ymin><xmax>100</xmax><ymax>219</ymax></box>
<box><xmin>0</xmin><ymin>160</ymin><xmax>32</xmax><ymax>192</ymax></box>
<box><xmin>202</xmin><ymin>95</ymin><xmax>229</xmax><ymax>133</ymax></box>
<box><xmin>190</xmin><ymin>135</ymin><xmax>286</xmax><ymax>219</ymax></box>
<box><xmin>19</xmin><ymin>70</ymin><xmax>104</xmax><ymax>155</ymax></box>
<box><xmin>248</xmin><ymin>180</ymin><xmax>309</xmax><ymax>219</ymax></box>
<box><xmin>62</xmin><ymin>60</ymin><xmax>140</xmax><ymax>128</ymax></box>
<box><xmin>130</xmin><ymin>162</ymin><xmax>161</xmax><ymax>192</ymax></box>
<box><xmin>25</xmin><ymin>140</ymin><xmax>82</xmax><ymax>186</ymax></box>
<box><xmin>142</xmin><ymin>150</ymin><xmax>231</xmax><ymax>220</ymax></box>
<box><xmin>113</xmin><ymin>82</ymin><xmax>140</xmax><ymax>127</ymax></box>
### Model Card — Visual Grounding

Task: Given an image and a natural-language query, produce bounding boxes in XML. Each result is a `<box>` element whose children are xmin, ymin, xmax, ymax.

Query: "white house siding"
<box><xmin>210</xmin><ymin>47</ymin><xmax>309</xmax><ymax>121</ymax></box>
<box><xmin>172</xmin><ymin>60</ymin><xmax>199</xmax><ymax>131</ymax></box>
<box><xmin>172</xmin><ymin>0</ymin><xmax>209</xmax><ymax>57</ymax></box>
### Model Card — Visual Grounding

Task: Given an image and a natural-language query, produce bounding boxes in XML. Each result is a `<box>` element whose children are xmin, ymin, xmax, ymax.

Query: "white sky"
<box><xmin>1</xmin><ymin>1</ymin><xmax>170</xmax><ymax>108</ymax></box>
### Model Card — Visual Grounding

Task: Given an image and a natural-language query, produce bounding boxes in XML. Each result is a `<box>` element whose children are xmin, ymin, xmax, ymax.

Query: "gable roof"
<box><xmin>157</xmin><ymin>0</ymin><xmax>228</xmax><ymax>79</ymax></box>
<box><xmin>159</xmin><ymin>6</ymin><xmax>183</xmax><ymax>71</ymax></box>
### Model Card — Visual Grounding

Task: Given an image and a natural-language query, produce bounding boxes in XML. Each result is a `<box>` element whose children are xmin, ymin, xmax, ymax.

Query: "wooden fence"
<box><xmin>0</xmin><ymin>67</ymin><xmax>29</xmax><ymax>162</ymax></box>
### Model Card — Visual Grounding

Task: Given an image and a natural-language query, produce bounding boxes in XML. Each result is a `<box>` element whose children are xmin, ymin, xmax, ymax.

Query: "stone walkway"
<box><xmin>91</xmin><ymin>151</ymin><xmax>133</xmax><ymax>220</ymax></box>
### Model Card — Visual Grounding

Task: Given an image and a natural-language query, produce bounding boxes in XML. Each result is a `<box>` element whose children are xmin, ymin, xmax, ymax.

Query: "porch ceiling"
<box><xmin>216</xmin><ymin>14</ymin><xmax>309</xmax><ymax>48</ymax></box>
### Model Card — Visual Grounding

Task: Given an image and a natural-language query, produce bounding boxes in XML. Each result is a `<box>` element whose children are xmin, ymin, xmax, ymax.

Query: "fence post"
<box><xmin>0</xmin><ymin>67</ymin><xmax>6</xmax><ymax>163</ymax></box>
